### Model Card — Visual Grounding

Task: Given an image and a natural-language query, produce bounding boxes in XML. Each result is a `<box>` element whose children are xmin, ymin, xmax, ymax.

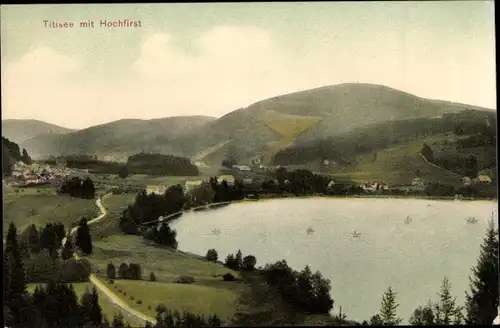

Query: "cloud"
<box><xmin>2</xmin><ymin>25</ymin><xmax>496</xmax><ymax>129</ymax></box>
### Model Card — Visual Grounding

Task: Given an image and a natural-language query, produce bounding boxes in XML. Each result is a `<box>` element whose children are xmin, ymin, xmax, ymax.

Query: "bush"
<box><xmin>148</xmin><ymin>305</ymin><xmax>151</xmax><ymax>310</ymax></box>
<box><xmin>123</xmin><ymin>292</ymin><xmax>127</xmax><ymax>296</ymax></box>
<box><xmin>223</xmin><ymin>273</ymin><xmax>236</xmax><ymax>281</ymax></box>
<box><xmin>136</xmin><ymin>300</ymin><xmax>142</xmax><ymax>305</ymax></box>
<box><xmin>108</xmin><ymin>279</ymin><xmax>114</xmax><ymax>284</ymax></box>
<box><xmin>118</xmin><ymin>289</ymin><xmax>122</xmax><ymax>293</ymax></box>
<box><xmin>176</xmin><ymin>276</ymin><xmax>195</xmax><ymax>284</ymax></box>
<box><xmin>156</xmin><ymin>304</ymin><xmax>167</xmax><ymax>314</ymax></box>
<box><xmin>129</xmin><ymin>296</ymin><xmax>134</xmax><ymax>300</ymax></box>
<box><xmin>149</xmin><ymin>271</ymin><xmax>157</xmax><ymax>282</ymax></box>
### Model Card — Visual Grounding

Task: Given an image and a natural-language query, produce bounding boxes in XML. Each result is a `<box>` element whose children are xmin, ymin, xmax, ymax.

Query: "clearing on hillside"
<box><xmin>261</xmin><ymin>110</ymin><xmax>321</xmax><ymax>138</ymax></box>
<box><xmin>329</xmin><ymin>135</ymin><xmax>463</xmax><ymax>187</ymax></box>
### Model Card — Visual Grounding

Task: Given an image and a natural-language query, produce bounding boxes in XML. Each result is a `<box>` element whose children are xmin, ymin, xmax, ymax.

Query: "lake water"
<box><xmin>170</xmin><ymin>197</ymin><xmax>498</xmax><ymax>323</ymax></box>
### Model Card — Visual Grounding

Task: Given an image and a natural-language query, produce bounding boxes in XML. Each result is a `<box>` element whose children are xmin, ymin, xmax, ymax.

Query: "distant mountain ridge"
<box><xmin>7</xmin><ymin>83</ymin><xmax>494</xmax><ymax>162</ymax></box>
<box><xmin>18</xmin><ymin>116</ymin><xmax>216</xmax><ymax>159</ymax></box>
<box><xmin>2</xmin><ymin>119</ymin><xmax>75</xmax><ymax>144</ymax></box>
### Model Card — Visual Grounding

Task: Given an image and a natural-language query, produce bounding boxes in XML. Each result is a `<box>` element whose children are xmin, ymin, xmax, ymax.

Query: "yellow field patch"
<box><xmin>261</xmin><ymin>110</ymin><xmax>321</xmax><ymax>138</ymax></box>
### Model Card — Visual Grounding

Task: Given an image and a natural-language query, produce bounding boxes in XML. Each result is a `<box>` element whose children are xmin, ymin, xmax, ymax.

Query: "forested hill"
<box><xmin>2</xmin><ymin>137</ymin><xmax>32</xmax><ymax>176</ymax></box>
<box><xmin>273</xmin><ymin>109</ymin><xmax>497</xmax><ymax>167</ymax></box>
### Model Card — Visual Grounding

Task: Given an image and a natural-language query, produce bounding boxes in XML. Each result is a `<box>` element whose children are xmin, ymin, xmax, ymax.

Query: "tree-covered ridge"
<box><xmin>2</xmin><ymin>136</ymin><xmax>32</xmax><ymax>175</ymax></box>
<box><xmin>273</xmin><ymin>109</ymin><xmax>496</xmax><ymax>166</ymax></box>
<box><xmin>63</xmin><ymin>152</ymin><xmax>199</xmax><ymax>176</ymax></box>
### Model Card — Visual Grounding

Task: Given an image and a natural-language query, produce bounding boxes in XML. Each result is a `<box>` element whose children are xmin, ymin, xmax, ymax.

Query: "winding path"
<box><xmin>63</xmin><ymin>194</ymin><xmax>157</xmax><ymax>326</ymax></box>
<box><xmin>418</xmin><ymin>153</ymin><xmax>463</xmax><ymax>177</ymax></box>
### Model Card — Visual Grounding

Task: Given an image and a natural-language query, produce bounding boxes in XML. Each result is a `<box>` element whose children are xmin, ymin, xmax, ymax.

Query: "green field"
<box><xmin>106</xmin><ymin>280</ymin><xmax>240</xmax><ymax>320</ymax></box>
<box><xmin>2</xmin><ymin>187</ymin><xmax>97</xmax><ymax>236</ymax></box>
<box><xmin>329</xmin><ymin>135</ymin><xmax>464</xmax><ymax>187</ymax></box>
<box><xmin>87</xmin><ymin>234</ymin><xmax>245</xmax><ymax>321</ymax></box>
<box><xmin>89</xmin><ymin>193</ymin><xmax>136</xmax><ymax>241</ymax></box>
<box><xmin>26</xmin><ymin>282</ymin><xmax>144</xmax><ymax>327</ymax></box>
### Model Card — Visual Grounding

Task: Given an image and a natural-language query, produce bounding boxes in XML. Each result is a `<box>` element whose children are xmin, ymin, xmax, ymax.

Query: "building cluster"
<box><xmin>8</xmin><ymin>161</ymin><xmax>71</xmax><ymax>187</ymax></box>
<box><xmin>361</xmin><ymin>181</ymin><xmax>390</xmax><ymax>192</ymax></box>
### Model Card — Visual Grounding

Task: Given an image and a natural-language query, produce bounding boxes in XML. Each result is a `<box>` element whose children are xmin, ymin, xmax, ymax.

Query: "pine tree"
<box><xmin>61</xmin><ymin>238</ymin><xmax>74</xmax><ymax>260</ymax></box>
<box><xmin>107</xmin><ymin>262</ymin><xmax>116</xmax><ymax>279</ymax></box>
<box><xmin>90</xmin><ymin>286</ymin><xmax>103</xmax><ymax>325</ymax></box>
<box><xmin>4</xmin><ymin>222</ymin><xmax>32</xmax><ymax>327</ymax></box>
<box><xmin>112</xmin><ymin>312</ymin><xmax>126</xmax><ymax>328</ymax></box>
<box><xmin>80</xmin><ymin>287</ymin><xmax>93</xmax><ymax>325</ymax></box>
<box><xmin>434</xmin><ymin>276</ymin><xmax>463</xmax><ymax>325</ymax></box>
<box><xmin>379</xmin><ymin>286</ymin><xmax>402</xmax><ymax>325</ymax></box>
<box><xmin>409</xmin><ymin>301</ymin><xmax>435</xmax><ymax>325</ymax></box>
<box><xmin>465</xmin><ymin>219</ymin><xmax>499</xmax><ymax>325</ymax></box>
<box><xmin>75</xmin><ymin>217</ymin><xmax>93</xmax><ymax>255</ymax></box>
<box><xmin>235</xmin><ymin>249</ymin><xmax>243</xmax><ymax>269</ymax></box>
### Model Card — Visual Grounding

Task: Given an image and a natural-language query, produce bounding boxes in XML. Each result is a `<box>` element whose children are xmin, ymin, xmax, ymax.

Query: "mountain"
<box><xmin>179</xmin><ymin>83</ymin><xmax>492</xmax><ymax>165</ymax></box>
<box><xmin>19</xmin><ymin>116</ymin><xmax>216</xmax><ymax>159</ymax></box>
<box><xmin>1</xmin><ymin>119</ymin><xmax>75</xmax><ymax>144</ymax></box>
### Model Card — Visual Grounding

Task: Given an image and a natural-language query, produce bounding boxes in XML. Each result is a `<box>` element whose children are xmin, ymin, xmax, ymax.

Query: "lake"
<box><xmin>170</xmin><ymin>197</ymin><xmax>498</xmax><ymax>323</ymax></box>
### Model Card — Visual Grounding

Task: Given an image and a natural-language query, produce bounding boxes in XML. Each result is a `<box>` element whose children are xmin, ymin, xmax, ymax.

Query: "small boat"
<box><xmin>404</xmin><ymin>216</ymin><xmax>412</xmax><ymax>224</ymax></box>
<box><xmin>352</xmin><ymin>231</ymin><xmax>362</xmax><ymax>238</ymax></box>
<box><xmin>212</xmin><ymin>229</ymin><xmax>221</xmax><ymax>235</ymax></box>
<box><xmin>306</xmin><ymin>227</ymin><xmax>315</xmax><ymax>234</ymax></box>
<box><xmin>466</xmin><ymin>217</ymin><xmax>478</xmax><ymax>224</ymax></box>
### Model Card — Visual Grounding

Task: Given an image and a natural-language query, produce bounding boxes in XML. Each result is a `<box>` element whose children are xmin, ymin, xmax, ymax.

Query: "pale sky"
<box><xmin>1</xmin><ymin>2</ymin><xmax>496</xmax><ymax>129</ymax></box>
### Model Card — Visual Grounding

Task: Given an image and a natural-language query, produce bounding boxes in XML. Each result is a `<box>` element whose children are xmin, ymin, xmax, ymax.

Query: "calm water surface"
<box><xmin>170</xmin><ymin>197</ymin><xmax>497</xmax><ymax>323</ymax></box>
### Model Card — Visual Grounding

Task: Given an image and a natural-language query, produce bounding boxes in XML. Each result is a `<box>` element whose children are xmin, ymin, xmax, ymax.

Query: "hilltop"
<box><xmin>182</xmin><ymin>83</ymin><xmax>490</xmax><ymax>165</ymax></box>
<box><xmin>19</xmin><ymin>116</ymin><xmax>216</xmax><ymax>160</ymax></box>
<box><xmin>1</xmin><ymin>119</ymin><xmax>75</xmax><ymax>144</ymax></box>
<box><xmin>11</xmin><ymin>84</ymin><xmax>494</xmax><ymax>163</ymax></box>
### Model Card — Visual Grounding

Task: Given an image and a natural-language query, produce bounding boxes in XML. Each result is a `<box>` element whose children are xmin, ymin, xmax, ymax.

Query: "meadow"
<box><xmin>87</xmin><ymin>234</ymin><xmax>245</xmax><ymax>321</ymax></box>
<box><xmin>2</xmin><ymin>187</ymin><xmax>97</xmax><ymax>236</ymax></box>
<box><xmin>329</xmin><ymin>135</ymin><xmax>464</xmax><ymax>186</ymax></box>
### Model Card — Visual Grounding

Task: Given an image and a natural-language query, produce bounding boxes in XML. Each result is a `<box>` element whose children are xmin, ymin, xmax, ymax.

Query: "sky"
<box><xmin>1</xmin><ymin>2</ymin><xmax>496</xmax><ymax>129</ymax></box>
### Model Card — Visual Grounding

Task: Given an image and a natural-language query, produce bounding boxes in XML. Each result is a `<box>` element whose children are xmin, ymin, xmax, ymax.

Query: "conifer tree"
<box><xmin>465</xmin><ymin>219</ymin><xmax>499</xmax><ymax>325</ymax></box>
<box><xmin>107</xmin><ymin>262</ymin><xmax>116</xmax><ymax>279</ymax></box>
<box><xmin>409</xmin><ymin>301</ymin><xmax>435</xmax><ymax>325</ymax></box>
<box><xmin>61</xmin><ymin>238</ymin><xmax>74</xmax><ymax>260</ymax></box>
<box><xmin>235</xmin><ymin>249</ymin><xmax>243</xmax><ymax>269</ymax></box>
<box><xmin>4</xmin><ymin>222</ymin><xmax>32</xmax><ymax>327</ymax></box>
<box><xmin>379</xmin><ymin>286</ymin><xmax>402</xmax><ymax>326</ymax></box>
<box><xmin>90</xmin><ymin>286</ymin><xmax>103</xmax><ymax>325</ymax></box>
<box><xmin>434</xmin><ymin>276</ymin><xmax>463</xmax><ymax>325</ymax></box>
<box><xmin>75</xmin><ymin>217</ymin><xmax>93</xmax><ymax>255</ymax></box>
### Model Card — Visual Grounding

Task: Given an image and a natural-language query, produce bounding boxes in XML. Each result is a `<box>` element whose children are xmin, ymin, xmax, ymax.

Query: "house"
<box><xmin>462</xmin><ymin>176</ymin><xmax>472</xmax><ymax>186</ymax></box>
<box><xmin>194</xmin><ymin>161</ymin><xmax>208</xmax><ymax>168</ymax></box>
<box><xmin>412</xmin><ymin>178</ymin><xmax>424</xmax><ymax>187</ymax></box>
<box><xmin>217</xmin><ymin>175</ymin><xmax>235</xmax><ymax>185</ymax></box>
<box><xmin>327</xmin><ymin>180</ymin><xmax>335</xmax><ymax>188</ymax></box>
<box><xmin>146</xmin><ymin>184</ymin><xmax>167</xmax><ymax>195</ymax></box>
<box><xmin>184</xmin><ymin>180</ymin><xmax>204</xmax><ymax>192</ymax></box>
<box><xmin>242</xmin><ymin>178</ymin><xmax>253</xmax><ymax>185</ymax></box>
<box><xmin>474</xmin><ymin>175</ymin><xmax>492</xmax><ymax>184</ymax></box>
<box><xmin>232</xmin><ymin>165</ymin><xmax>251</xmax><ymax>172</ymax></box>
<box><xmin>362</xmin><ymin>181</ymin><xmax>389</xmax><ymax>192</ymax></box>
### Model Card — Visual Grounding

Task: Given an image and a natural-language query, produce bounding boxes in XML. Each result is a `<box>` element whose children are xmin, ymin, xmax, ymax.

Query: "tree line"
<box><xmin>58</xmin><ymin>176</ymin><xmax>96</xmax><ymax>199</ymax></box>
<box><xmin>2</xmin><ymin>136</ymin><xmax>32</xmax><ymax>176</ymax></box>
<box><xmin>64</xmin><ymin>152</ymin><xmax>199</xmax><ymax>176</ymax></box>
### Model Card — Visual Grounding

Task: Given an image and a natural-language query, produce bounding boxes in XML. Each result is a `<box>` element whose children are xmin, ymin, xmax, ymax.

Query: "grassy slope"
<box><xmin>26</xmin><ymin>282</ymin><xmax>144</xmax><ymax>327</ymax></box>
<box><xmin>2</xmin><ymin>187</ymin><xmax>97</xmax><ymax>236</ymax></box>
<box><xmin>2</xmin><ymin>119</ymin><xmax>74</xmax><ymax>144</ymax></box>
<box><xmin>88</xmin><ymin>234</ymin><xmax>244</xmax><ymax>321</ymax></box>
<box><xmin>329</xmin><ymin>134</ymin><xmax>463</xmax><ymax>186</ymax></box>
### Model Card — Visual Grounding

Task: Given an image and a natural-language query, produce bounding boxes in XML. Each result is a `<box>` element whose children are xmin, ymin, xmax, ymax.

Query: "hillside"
<box><xmin>1</xmin><ymin>119</ymin><xmax>74</xmax><ymax>144</ymax></box>
<box><xmin>274</xmin><ymin>109</ymin><xmax>497</xmax><ymax>186</ymax></box>
<box><xmin>179</xmin><ymin>83</ymin><xmax>489</xmax><ymax>165</ymax></box>
<box><xmin>19</xmin><ymin>116</ymin><xmax>215</xmax><ymax>159</ymax></box>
